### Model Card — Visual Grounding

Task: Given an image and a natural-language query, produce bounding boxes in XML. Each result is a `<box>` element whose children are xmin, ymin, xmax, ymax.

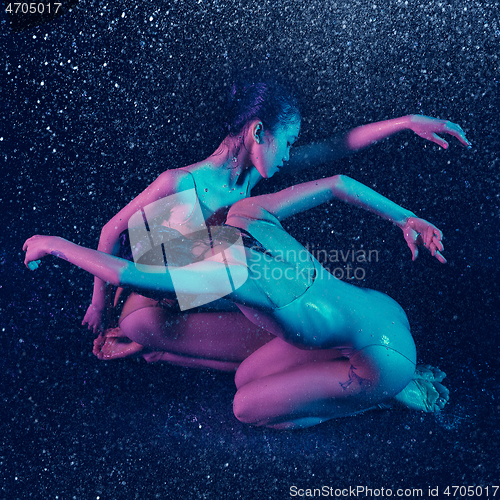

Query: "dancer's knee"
<box><xmin>234</xmin><ymin>356</ymin><xmax>257</xmax><ymax>389</ymax></box>
<box><xmin>233</xmin><ymin>384</ymin><xmax>270</xmax><ymax>426</ymax></box>
<box><xmin>118</xmin><ymin>307</ymin><xmax>173</xmax><ymax>348</ymax></box>
<box><xmin>232</xmin><ymin>387</ymin><xmax>254</xmax><ymax>425</ymax></box>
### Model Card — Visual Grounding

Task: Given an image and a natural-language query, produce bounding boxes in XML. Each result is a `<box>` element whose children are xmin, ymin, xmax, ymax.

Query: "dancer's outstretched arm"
<box><xmin>23</xmin><ymin>235</ymin><xmax>247</xmax><ymax>297</ymax></box>
<box><xmin>241</xmin><ymin>174</ymin><xmax>446</xmax><ymax>263</ymax></box>
<box><xmin>287</xmin><ymin>115</ymin><xmax>471</xmax><ymax>172</ymax></box>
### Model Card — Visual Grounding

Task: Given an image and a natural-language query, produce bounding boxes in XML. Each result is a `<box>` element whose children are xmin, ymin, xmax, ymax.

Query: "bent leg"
<box><xmin>233</xmin><ymin>338</ymin><xmax>416</xmax><ymax>429</ymax></box>
<box><xmin>235</xmin><ymin>337</ymin><xmax>345</xmax><ymax>389</ymax></box>
<box><xmin>111</xmin><ymin>293</ymin><xmax>274</xmax><ymax>369</ymax></box>
<box><xmin>93</xmin><ymin>291</ymin><xmax>274</xmax><ymax>367</ymax></box>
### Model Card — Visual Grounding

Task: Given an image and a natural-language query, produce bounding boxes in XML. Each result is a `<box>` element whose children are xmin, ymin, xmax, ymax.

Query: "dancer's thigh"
<box><xmin>233</xmin><ymin>330</ymin><xmax>416</xmax><ymax>427</ymax></box>
<box><xmin>234</xmin><ymin>355</ymin><xmax>374</xmax><ymax>427</ymax></box>
<box><xmin>235</xmin><ymin>337</ymin><xmax>345</xmax><ymax>389</ymax></box>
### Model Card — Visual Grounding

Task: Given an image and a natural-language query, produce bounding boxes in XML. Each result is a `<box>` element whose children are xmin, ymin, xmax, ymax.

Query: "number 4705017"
<box><xmin>443</xmin><ymin>486</ymin><xmax>500</xmax><ymax>497</ymax></box>
<box><xmin>5</xmin><ymin>3</ymin><xmax>62</xmax><ymax>14</ymax></box>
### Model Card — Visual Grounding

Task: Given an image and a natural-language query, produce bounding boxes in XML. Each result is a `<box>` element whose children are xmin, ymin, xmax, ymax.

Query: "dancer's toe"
<box><xmin>433</xmin><ymin>381</ymin><xmax>450</xmax><ymax>410</ymax></box>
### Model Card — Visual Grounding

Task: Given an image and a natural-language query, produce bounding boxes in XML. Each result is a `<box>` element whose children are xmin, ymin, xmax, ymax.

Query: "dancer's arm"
<box><xmin>286</xmin><ymin>115</ymin><xmax>471</xmax><ymax>172</ymax></box>
<box><xmin>24</xmin><ymin>235</ymin><xmax>247</xmax><ymax>298</ymax></box>
<box><xmin>83</xmin><ymin>169</ymin><xmax>195</xmax><ymax>332</ymax></box>
<box><xmin>247</xmin><ymin>174</ymin><xmax>445</xmax><ymax>263</ymax></box>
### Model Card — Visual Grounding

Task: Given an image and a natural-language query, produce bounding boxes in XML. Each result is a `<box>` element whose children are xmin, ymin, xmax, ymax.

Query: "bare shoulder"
<box><xmin>154</xmin><ymin>167</ymin><xmax>196</xmax><ymax>195</ymax></box>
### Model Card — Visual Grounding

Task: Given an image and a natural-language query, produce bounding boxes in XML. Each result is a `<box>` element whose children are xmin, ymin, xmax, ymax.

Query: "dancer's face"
<box><xmin>252</xmin><ymin>120</ymin><xmax>300</xmax><ymax>178</ymax></box>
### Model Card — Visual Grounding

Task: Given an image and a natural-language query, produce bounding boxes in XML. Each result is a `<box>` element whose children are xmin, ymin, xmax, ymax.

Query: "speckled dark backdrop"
<box><xmin>1</xmin><ymin>1</ymin><xmax>499</xmax><ymax>499</ymax></box>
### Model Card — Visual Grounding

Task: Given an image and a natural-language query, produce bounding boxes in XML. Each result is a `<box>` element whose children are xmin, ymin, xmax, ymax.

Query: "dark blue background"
<box><xmin>1</xmin><ymin>1</ymin><xmax>499</xmax><ymax>498</ymax></box>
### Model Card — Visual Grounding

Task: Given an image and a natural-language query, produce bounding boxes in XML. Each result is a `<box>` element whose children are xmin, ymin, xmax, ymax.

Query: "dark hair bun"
<box><xmin>222</xmin><ymin>82</ymin><xmax>300</xmax><ymax>136</ymax></box>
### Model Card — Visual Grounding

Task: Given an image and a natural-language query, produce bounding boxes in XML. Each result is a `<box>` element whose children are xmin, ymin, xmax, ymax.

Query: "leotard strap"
<box><xmin>224</xmin><ymin>224</ymin><xmax>269</xmax><ymax>255</ymax></box>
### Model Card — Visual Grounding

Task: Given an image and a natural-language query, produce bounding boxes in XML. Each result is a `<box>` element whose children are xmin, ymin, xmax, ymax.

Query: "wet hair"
<box><xmin>223</xmin><ymin>82</ymin><xmax>300</xmax><ymax>136</ymax></box>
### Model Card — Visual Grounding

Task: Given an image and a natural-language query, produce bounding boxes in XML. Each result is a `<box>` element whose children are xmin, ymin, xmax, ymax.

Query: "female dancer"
<box><xmin>24</xmin><ymin>166</ymin><xmax>450</xmax><ymax>428</ymax></box>
<box><xmin>83</xmin><ymin>82</ymin><xmax>471</xmax><ymax>362</ymax></box>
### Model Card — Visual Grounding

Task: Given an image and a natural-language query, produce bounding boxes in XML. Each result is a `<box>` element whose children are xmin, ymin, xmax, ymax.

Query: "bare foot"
<box><xmin>93</xmin><ymin>328</ymin><xmax>145</xmax><ymax>360</ymax></box>
<box><xmin>92</xmin><ymin>332</ymin><xmax>240</xmax><ymax>370</ymax></box>
<box><xmin>391</xmin><ymin>364</ymin><xmax>450</xmax><ymax>412</ymax></box>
